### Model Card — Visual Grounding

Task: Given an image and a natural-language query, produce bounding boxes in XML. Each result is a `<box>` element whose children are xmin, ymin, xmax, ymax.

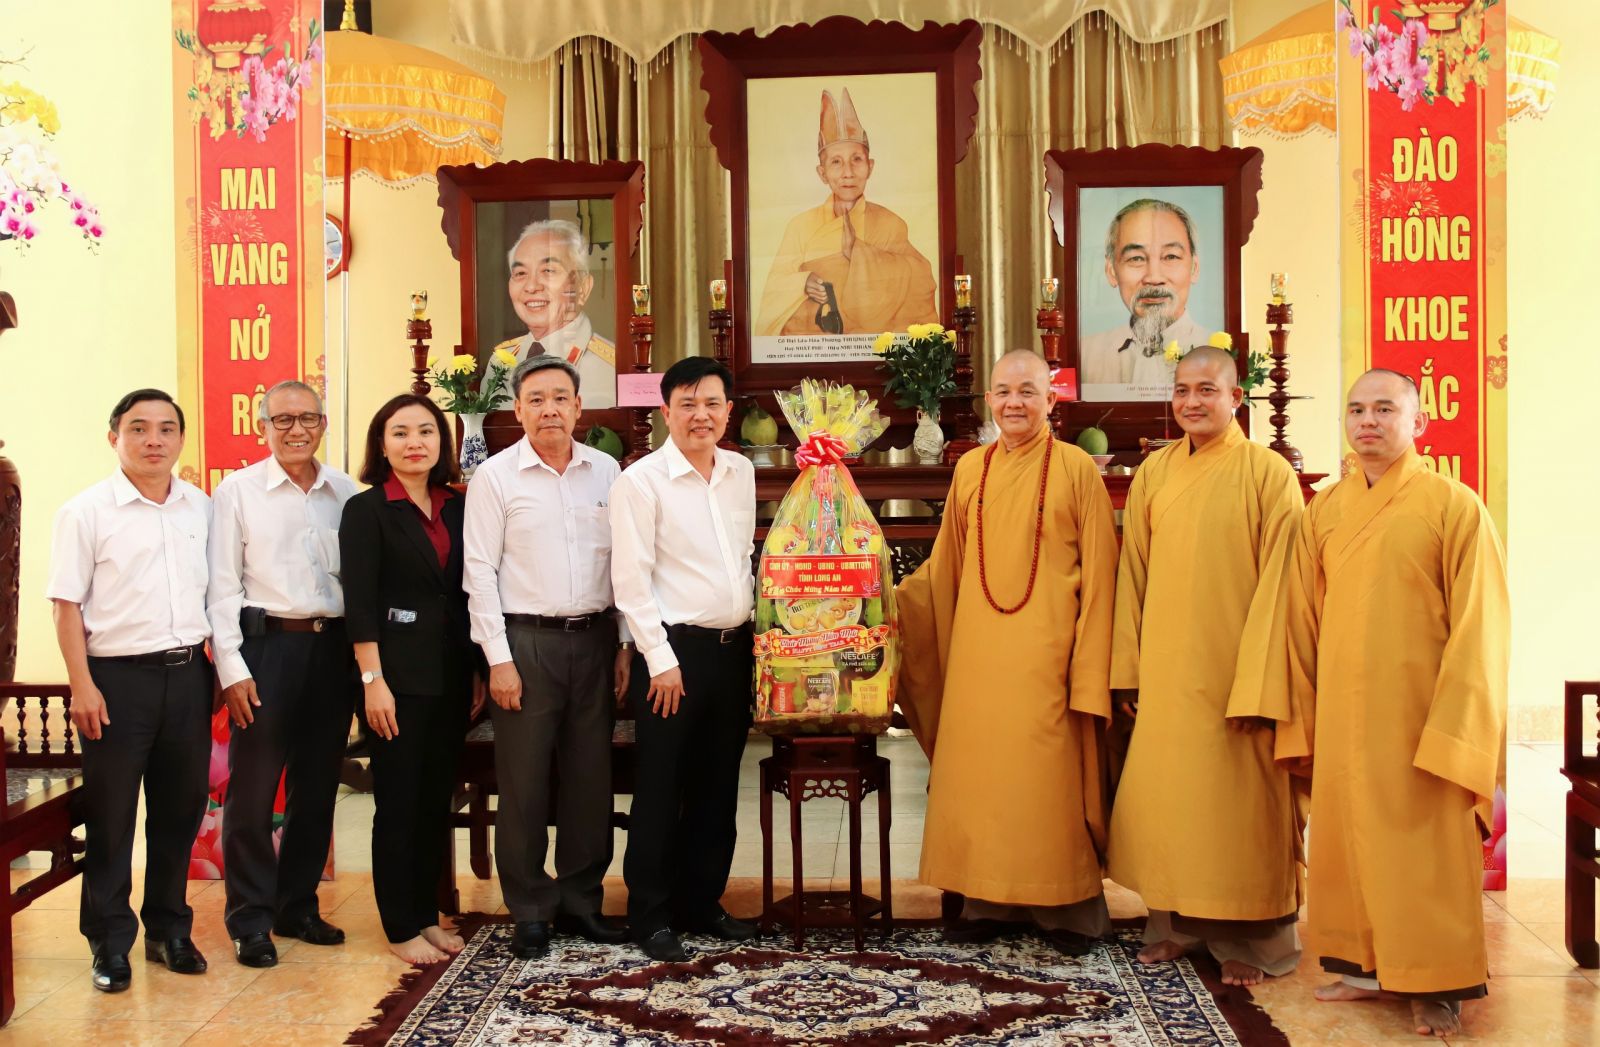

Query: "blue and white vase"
<box><xmin>457</xmin><ymin>412</ymin><xmax>488</xmax><ymax>479</ymax></box>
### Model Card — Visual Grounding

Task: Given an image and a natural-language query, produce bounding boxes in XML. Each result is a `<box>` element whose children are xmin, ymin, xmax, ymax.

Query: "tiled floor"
<box><xmin>0</xmin><ymin>738</ymin><xmax>1594</xmax><ymax>1044</ymax></box>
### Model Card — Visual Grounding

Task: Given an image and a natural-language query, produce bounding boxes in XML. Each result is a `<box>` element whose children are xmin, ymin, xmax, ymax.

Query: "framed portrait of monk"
<box><xmin>436</xmin><ymin>158</ymin><xmax>645</xmax><ymax>454</ymax></box>
<box><xmin>699</xmin><ymin>18</ymin><xmax>981</xmax><ymax>392</ymax></box>
<box><xmin>1045</xmin><ymin>144</ymin><xmax>1263</xmax><ymax>443</ymax></box>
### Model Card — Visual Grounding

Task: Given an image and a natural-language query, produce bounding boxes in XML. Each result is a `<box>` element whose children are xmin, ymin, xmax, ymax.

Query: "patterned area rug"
<box><xmin>348</xmin><ymin>917</ymin><xmax>1287</xmax><ymax>1046</ymax></box>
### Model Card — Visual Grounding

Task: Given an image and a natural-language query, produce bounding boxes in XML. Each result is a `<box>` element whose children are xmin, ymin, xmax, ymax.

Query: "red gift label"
<box><xmin>760</xmin><ymin>555</ymin><xmax>880</xmax><ymax>598</ymax></box>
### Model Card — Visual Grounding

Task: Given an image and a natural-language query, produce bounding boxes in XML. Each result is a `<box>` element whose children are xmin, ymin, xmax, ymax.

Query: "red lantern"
<box><xmin>197</xmin><ymin>0</ymin><xmax>271</xmax><ymax>70</ymax></box>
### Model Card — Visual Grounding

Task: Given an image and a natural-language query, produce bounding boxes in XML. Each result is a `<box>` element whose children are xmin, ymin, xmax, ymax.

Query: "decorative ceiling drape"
<box><xmin>519</xmin><ymin>12</ymin><xmax>1229</xmax><ymax>374</ymax></box>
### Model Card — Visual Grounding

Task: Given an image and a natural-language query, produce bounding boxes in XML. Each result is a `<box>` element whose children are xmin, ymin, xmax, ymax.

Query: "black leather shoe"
<box><xmin>91</xmin><ymin>950</ymin><xmax>131</xmax><ymax>993</ymax></box>
<box><xmin>144</xmin><ymin>936</ymin><xmax>208</xmax><ymax>974</ymax></box>
<box><xmin>1042</xmin><ymin>928</ymin><xmax>1098</xmax><ymax>957</ymax></box>
<box><xmin>273</xmin><ymin>914</ymin><xmax>346</xmax><ymax>946</ymax></box>
<box><xmin>232</xmin><ymin>931</ymin><xmax>278</xmax><ymax>968</ymax></box>
<box><xmin>510</xmin><ymin>921</ymin><xmax>551</xmax><ymax>959</ymax></box>
<box><xmin>638</xmin><ymin>929</ymin><xmax>690</xmax><ymax>963</ymax></box>
<box><xmin>694</xmin><ymin>910</ymin><xmax>758</xmax><ymax>942</ymax></box>
<box><xmin>943</xmin><ymin>918</ymin><xmax>1028</xmax><ymax>945</ymax></box>
<box><xmin>554</xmin><ymin>911</ymin><xmax>628</xmax><ymax>944</ymax></box>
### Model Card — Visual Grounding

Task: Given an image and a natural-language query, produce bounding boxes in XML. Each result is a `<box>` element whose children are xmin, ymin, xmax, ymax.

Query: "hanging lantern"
<box><xmin>197</xmin><ymin>0</ymin><xmax>271</xmax><ymax>70</ymax></box>
<box><xmin>1401</xmin><ymin>3</ymin><xmax>1472</xmax><ymax>32</ymax></box>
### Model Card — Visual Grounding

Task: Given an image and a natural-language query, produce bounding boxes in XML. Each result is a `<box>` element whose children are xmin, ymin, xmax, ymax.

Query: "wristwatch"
<box><xmin>618</xmin><ymin>641</ymin><xmax>636</xmax><ymax>652</ymax></box>
<box><xmin>360</xmin><ymin>669</ymin><xmax>383</xmax><ymax>684</ymax></box>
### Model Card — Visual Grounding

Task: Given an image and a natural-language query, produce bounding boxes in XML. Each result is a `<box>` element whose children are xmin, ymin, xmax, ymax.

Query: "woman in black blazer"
<box><xmin>340</xmin><ymin>393</ymin><xmax>483</xmax><ymax>965</ymax></box>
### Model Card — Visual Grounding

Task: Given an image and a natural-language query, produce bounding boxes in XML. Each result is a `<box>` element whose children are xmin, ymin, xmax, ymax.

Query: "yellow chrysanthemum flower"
<box><xmin>450</xmin><ymin>354</ymin><xmax>477</xmax><ymax>374</ymax></box>
<box><xmin>427</xmin><ymin>356</ymin><xmax>438</xmax><ymax>369</ymax></box>
<box><xmin>1207</xmin><ymin>331</ymin><xmax>1234</xmax><ymax>351</ymax></box>
<box><xmin>1163</xmin><ymin>340</ymin><xmax>1184</xmax><ymax>363</ymax></box>
<box><xmin>492</xmin><ymin>347</ymin><xmax>518</xmax><ymax>369</ymax></box>
<box><xmin>872</xmin><ymin>331</ymin><xmax>894</xmax><ymax>354</ymax></box>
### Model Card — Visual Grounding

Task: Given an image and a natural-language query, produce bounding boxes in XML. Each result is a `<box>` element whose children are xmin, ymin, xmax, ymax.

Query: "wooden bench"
<box><xmin>441</xmin><ymin>714</ymin><xmax>636</xmax><ymax>914</ymax></box>
<box><xmin>1563</xmin><ymin>680</ymin><xmax>1600</xmax><ymax>968</ymax></box>
<box><xmin>0</xmin><ymin>683</ymin><xmax>87</xmax><ymax>1026</ymax></box>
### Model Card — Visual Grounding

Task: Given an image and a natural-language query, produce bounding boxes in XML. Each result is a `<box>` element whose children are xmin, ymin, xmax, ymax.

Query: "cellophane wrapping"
<box><xmin>753</xmin><ymin>380</ymin><xmax>897</xmax><ymax>735</ymax></box>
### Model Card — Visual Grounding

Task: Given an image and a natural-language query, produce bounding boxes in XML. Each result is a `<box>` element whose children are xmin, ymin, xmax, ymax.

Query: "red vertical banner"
<box><xmin>171</xmin><ymin>0</ymin><xmax>326</xmax><ymax>879</ymax></box>
<box><xmin>172</xmin><ymin>0</ymin><xmax>324</xmax><ymax>492</ymax></box>
<box><xmin>1338</xmin><ymin>0</ymin><xmax>1508</xmax><ymax>888</ymax></box>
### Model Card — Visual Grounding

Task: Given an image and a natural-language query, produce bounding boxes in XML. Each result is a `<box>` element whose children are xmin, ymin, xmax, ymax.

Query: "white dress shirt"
<box><xmin>609</xmin><ymin>439</ymin><xmax>756</xmax><ymax>677</ymax></box>
<box><xmin>205</xmin><ymin>456</ymin><xmax>358</xmax><ymax>688</ymax></box>
<box><xmin>46</xmin><ymin>470</ymin><xmax>212</xmax><ymax>658</ymax></box>
<box><xmin>463</xmin><ymin>437</ymin><xmax>626</xmax><ymax>666</ymax></box>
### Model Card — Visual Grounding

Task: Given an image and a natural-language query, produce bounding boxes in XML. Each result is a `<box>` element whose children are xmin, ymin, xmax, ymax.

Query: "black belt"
<box><xmin>266</xmin><ymin>615</ymin><xmax>343</xmax><ymax>634</ymax></box>
<box><xmin>99</xmin><ymin>643</ymin><xmax>207</xmax><ymax>668</ymax></box>
<box><xmin>505</xmin><ymin>611</ymin><xmax>612</xmax><ymax>632</ymax></box>
<box><xmin>666</xmin><ymin>623</ymin><xmax>751</xmax><ymax>645</ymax></box>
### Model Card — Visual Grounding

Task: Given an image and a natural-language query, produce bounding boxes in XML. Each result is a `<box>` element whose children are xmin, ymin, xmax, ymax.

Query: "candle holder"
<box><xmin>1256</xmin><ymin>294</ymin><xmax>1307</xmax><ymax>472</ymax></box>
<box><xmin>627</xmin><ymin>284</ymin><xmax>655</xmax><ymax>465</ymax></box>
<box><xmin>1036</xmin><ymin>281</ymin><xmax>1068</xmax><ymax>443</ymax></box>
<box><xmin>709</xmin><ymin>277</ymin><xmax>738</xmax><ymax>450</ymax></box>
<box><xmin>407</xmin><ymin>293</ymin><xmax>433</xmax><ymax>396</ymax></box>
<box><xmin>945</xmin><ymin>275</ymin><xmax>978</xmax><ymax>465</ymax></box>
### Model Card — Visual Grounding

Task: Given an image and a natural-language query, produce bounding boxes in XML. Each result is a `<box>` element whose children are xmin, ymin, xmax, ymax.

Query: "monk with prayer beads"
<box><xmin>897</xmin><ymin>349</ymin><xmax>1118</xmax><ymax>953</ymax></box>
<box><xmin>1283</xmin><ymin>368</ymin><xmax>1508</xmax><ymax>1038</ymax></box>
<box><xmin>1106</xmin><ymin>346</ymin><xmax>1306</xmax><ymax>986</ymax></box>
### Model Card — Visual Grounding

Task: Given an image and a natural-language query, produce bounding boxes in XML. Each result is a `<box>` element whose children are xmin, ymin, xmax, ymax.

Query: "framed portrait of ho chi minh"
<box><xmin>1045</xmin><ymin>145</ymin><xmax>1263</xmax><ymax>446</ymax></box>
<box><xmin>436</xmin><ymin>158</ymin><xmax>645</xmax><ymax>452</ymax></box>
<box><xmin>699</xmin><ymin>18</ymin><xmax>981</xmax><ymax>393</ymax></box>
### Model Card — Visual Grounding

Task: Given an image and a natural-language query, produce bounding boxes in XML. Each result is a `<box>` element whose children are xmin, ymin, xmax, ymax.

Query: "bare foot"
<box><xmin>421</xmin><ymin>925</ymin><xmax>465</xmax><ymax>955</ymax></box>
<box><xmin>1314</xmin><ymin>979</ymin><xmax>1383</xmax><ymax>1002</ymax></box>
<box><xmin>388</xmin><ymin>935</ymin><xmax>448</xmax><ymax>966</ymax></box>
<box><xmin>1411</xmin><ymin>999</ymin><xmax>1461</xmax><ymax>1038</ymax></box>
<box><xmin>1137</xmin><ymin>940</ymin><xmax>1187</xmax><ymax>965</ymax></box>
<box><xmin>1220</xmin><ymin>960</ymin><xmax>1265</xmax><ymax>986</ymax></box>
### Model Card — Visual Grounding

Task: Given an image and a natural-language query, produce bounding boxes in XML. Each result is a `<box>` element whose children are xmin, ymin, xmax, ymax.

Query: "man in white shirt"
<box><xmin>489</xmin><ymin>219</ymin><xmax>616</xmax><ymax>408</ymax></box>
<box><xmin>464</xmin><ymin>357</ymin><xmax>631</xmax><ymax>960</ymax></box>
<box><xmin>610</xmin><ymin>357</ymin><xmax>758</xmax><ymax>962</ymax></box>
<box><xmin>48</xmin><ymin>389</ymin><xmax>213</xmax><ymax>993</ymax></box>
<box><xmin>207</xmin><ymin>380</ymin><xmax>358</xmax><ymax>968</ymax></box>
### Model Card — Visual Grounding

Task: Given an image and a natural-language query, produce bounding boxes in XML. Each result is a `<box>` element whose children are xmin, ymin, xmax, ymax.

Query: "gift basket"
<box><xmin>753</xmin><ymin>380</ymin><xmax>898</xmax><ymax>735</ymax></box>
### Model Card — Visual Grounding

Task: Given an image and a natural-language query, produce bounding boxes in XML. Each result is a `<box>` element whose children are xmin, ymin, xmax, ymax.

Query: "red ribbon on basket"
<box><xmin>793</xmin><ymin>432</ymin><xmax>850</xmax><ymax>468</ymax></box>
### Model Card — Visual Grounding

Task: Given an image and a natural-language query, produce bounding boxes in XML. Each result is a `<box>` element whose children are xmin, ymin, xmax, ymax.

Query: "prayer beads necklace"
<box><xmin>974</xmin><ymin>436</ymin><xmax>1052</xmax><ymax>614</ymax></box>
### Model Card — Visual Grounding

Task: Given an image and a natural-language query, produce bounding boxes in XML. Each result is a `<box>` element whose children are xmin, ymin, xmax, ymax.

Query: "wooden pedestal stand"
<box><xmin>1260</xmin><ymin>300</ymin><xmax>1306</xmax><ymax>472</ymax></box>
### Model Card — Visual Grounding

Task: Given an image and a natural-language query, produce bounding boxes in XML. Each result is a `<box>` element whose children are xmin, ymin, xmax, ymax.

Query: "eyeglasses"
<box><xmin>269</xmin><ymin>413</ymin><xmax>326</xmax><ymax>431</ymax></box>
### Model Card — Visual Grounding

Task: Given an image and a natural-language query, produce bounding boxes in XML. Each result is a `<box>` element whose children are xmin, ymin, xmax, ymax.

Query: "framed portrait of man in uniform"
<box><xmin>437</xmin><ymin>158</ymin><xmax>645</xmax><ymax>451</ymax></box>
<box><xmin>1045</xmin><ymin>144</ymin><xmax>1264</xmax><ymax>443</ymax></box>
<box><xmin>699</xmin><ymin>18</ymin><xmax>982</xmax><ymax>394</ymax></box>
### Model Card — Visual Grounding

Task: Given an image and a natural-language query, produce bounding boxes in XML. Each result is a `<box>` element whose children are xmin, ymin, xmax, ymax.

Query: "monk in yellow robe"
<box><xmin>897</xmin><ymin>350</ymin><xmax>1118</xmax><ymax>953</ymax></box>
<box><xmin>754</xmin><ymin>88</ymin><xmax>937</xmax><ymax>337</ymax></box>
<box><xmin>1284</xmin><ymin>369</ymin><xmax>1508</xmax><ymax>1039</ymax></box>
<box><xmin>1106</xmin><ymin>347</ymin><xmax>1306</xmax><ymax>986</ymax></box>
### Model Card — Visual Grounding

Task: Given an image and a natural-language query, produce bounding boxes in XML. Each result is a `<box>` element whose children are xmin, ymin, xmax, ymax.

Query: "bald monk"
<box><xmin>1106</xmin><ymin>347</ymin><xmax>1306</xmax><ymax>986</ymax></box>
<box><xmin>1284</xmin><ymin>369</ymin><xmax>1508</xmax><ymax>1038</ymax></box>
<box><xmin>897</xmin><ymin>350</ymin><xmax>1117</xmax><ymax>953</ymax></box>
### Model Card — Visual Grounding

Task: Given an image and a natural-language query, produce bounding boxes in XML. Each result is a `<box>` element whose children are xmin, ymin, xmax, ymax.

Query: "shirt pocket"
<box><xmin>173</xmin><ymin>519</ymin><xmax>209</xmax><ymax>591</ymax></box>
<box><xmin>315</xmin><ymin>526</ymin><xmax>341</xmax><ymax>580</ymax></box>
<box><xmin>574</xmin><ymin>504</ymin><xmax>612</xmax><ymax>602</ymax></box>
<box><xmin>730</xmin><ymin>509</ymin><xmax>756</xmax><ymax>552</ymax></box>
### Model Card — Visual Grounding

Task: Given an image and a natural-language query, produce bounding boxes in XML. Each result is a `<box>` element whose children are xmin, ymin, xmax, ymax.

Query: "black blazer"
<box><xmin>340</xmin><ymin>483</ymin><xmax>475</xmax><ymax>697</ymax></box>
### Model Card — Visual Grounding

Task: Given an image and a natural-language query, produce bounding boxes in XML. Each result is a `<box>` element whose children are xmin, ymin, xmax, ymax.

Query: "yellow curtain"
<box><xmin>537</xmin><ymin>15</ymin><xmax>1227</xmax><ymax>375</ymax></box>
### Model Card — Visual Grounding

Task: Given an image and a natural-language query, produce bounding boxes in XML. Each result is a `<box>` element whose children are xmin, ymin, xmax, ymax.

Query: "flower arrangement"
<box><xmin>872</xmin><ymin>323</ymin><xmax>956</xmax><ymax>416</ymax></box>
<box><xmin>176</xmin><ymin>19</ymin><xmax>323</xmax><ymax>142</ymax></box>
<box><xmin>0</xmin><ymin>77</ymin><xmax>103</xmax><ymax>247</ymax></box>
<box><xmin>426</xmin><ymin>348</ymin><xmax>517</xmax><ymax>414</ymax></box>
<box><xmin>1165</xmin><ymin>332</ymin><xmax>1271</xmax><ymax>396</ymax></box>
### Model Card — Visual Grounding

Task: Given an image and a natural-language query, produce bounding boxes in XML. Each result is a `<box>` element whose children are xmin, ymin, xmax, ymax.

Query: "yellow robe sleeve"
<box><xmin>1109</xmin><ymin>461</ymin><xmax>1153</xmax><ymax>692</ymax></box>
<box><xmin>1224</xmin><ymin>460</ymin><xmax>1305</xmax><ymax>721</ymax></box>
<box><xmin>1067</xmin><ymin>446</ymin><xmax>1117</xmax><ymax>722</ymax></box>
<box><xmin>1412</xmin><ymin>495</ymin><xmax>1509</xmax><ymax>812</ymax></box>
<box><xmin>836</xmin><ymin>206</ymin><xmax>938</xmax><ymax>333</ymax></box>
<box><xmin>893</xmin><ymin>458</ymin><xmax>973</xmax><ymax>758</ymax></box>
<box><xmin>1277</xmin><ymin>493</ymin><xmax>1325</xmax><ymax>767</ymax></box>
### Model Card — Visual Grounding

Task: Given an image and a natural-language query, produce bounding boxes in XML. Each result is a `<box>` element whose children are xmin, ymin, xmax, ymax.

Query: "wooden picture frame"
<box><xmin>698</xmin><ymin>18</ymin><xmax>981</xmax><ymax>395</ymax></box>
<box><xmin>1044</xmin><ymin>144</ymin><xmax>1263</xmax><ymax>450</ymax></box>
<box><xmin>435</xmin><ymin>158</ymin><xmax>646</xmax><ymax>453</ymax></box>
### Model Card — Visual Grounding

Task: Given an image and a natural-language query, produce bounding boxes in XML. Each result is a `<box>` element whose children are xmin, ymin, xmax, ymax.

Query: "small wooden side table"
<box><xmin>759</xmin><ymin>734</ymin><xmax>892</xmax><ymax>950</ymax></box>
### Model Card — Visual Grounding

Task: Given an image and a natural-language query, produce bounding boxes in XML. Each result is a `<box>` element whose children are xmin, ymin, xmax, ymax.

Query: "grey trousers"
<box><xmin>492</xmin><ymin>621</ymin><xmax>615</xmax><ymax>924</ymax></box>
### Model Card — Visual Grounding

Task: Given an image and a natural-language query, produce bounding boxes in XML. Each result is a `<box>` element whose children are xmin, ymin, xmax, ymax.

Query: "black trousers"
<box><xmin>492</xmin><ymin>623</ymin><xmax>614</xmax><ymax>924</ymax></box>
<box><xmin>623</xmin><ymin>625</ymin><xmax>753</xmax><ymax>937</ymax></box>
<box><xmin>80</xmin><ymin>654</ymin><xmax>212</xmax><ymax>955</ymax></box>
<box><xmin>362</xmin><ymin>689</ymin><xmax>467</xmax><ymax>943</ymax></box>
<box><xmin>221</xmin><ymin>628</ymin><xmax>357</xmax><ymax>937</ymax></box>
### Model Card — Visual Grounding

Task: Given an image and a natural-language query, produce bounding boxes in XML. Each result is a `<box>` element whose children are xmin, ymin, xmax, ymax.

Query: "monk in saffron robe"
<box><xmin>1284</xmin><ymin>369</ymin><xmax>1508</xmax><ymax>1038</ymax></box>
<box><xmin>897</xmin><ymin>350</ymin><xmax>1117</xmax><ymax>953</ymax></box>
<box><xmin>754</xmin><ymin>88</ymin><xmax>937</xmax><ymax>337</ymax></box>
<box><xmin>1106</xmin><ymin>347</ymin><xmax>1306</xmax><ymax>986</ymax></box>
